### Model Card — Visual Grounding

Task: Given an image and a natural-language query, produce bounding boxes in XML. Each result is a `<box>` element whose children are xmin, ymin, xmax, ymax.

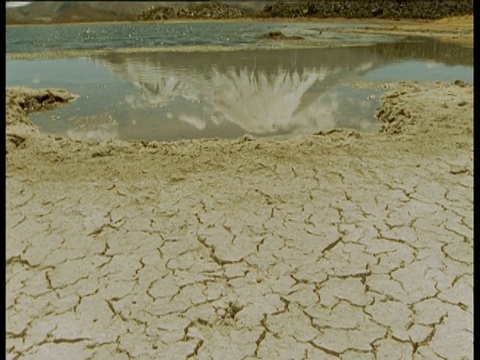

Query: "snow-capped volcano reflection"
<box><xmin>122</xmin><ymin>66</ymin><xmax>339</xmax><ymax>135</ymax></box>
<box><xmin>94</xmin><ymin>48</ymin><xmax>381</xmax><ymax>138</ymax></box>
<box><xmin>126</xmin><ymin>74</ymin><xmax>201</xmax><ymax>109</ymax></box>
<box><xmin>207</xmin><ymin>68</ymin><xmax>324</xmax><ymax>134</ymax></box>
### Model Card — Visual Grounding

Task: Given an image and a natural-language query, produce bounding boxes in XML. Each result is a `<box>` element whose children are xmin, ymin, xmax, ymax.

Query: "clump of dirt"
<box><xmin>6</xmin><ymin>87</ymin><xmax>77</xmax><ymax>120</ymax></box>
<box><xmin>375</xmin><ymin>80</ymin><xmax>473</xmax><ymax>137</ymax></box>
<box><xmin>6</xmin><ymin>87</ymin><xmax>77</xmax><ymax>149</ymax></box>
<box><xmin>256</xmin><ymin>31</ymin><xmax>305</xmax><ymax>41</ymax></box>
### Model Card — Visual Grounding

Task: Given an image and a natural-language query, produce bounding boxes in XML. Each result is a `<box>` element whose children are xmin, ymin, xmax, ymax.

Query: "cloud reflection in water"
<box><xmin>65</xmin><ymin>113</ymin><xmax>119</xmax><ymax>142</ymax></box>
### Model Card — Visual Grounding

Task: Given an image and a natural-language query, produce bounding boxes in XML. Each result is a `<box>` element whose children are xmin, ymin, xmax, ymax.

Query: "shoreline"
<box><xmin>6</xmin><ymin>17</ymin><xmax>473</xmax><ymax>359</ymax></box>
<box><xmin>6</xmin><ymin>15</ymin><xmax>473</xmax><ymax>48</ymax></box>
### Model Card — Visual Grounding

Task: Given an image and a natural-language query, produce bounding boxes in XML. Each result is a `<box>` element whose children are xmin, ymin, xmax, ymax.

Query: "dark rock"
<box><xmin>256</xmin><ymin>31</ymin><xmax>305</xmax><ymax>41</ymax></box>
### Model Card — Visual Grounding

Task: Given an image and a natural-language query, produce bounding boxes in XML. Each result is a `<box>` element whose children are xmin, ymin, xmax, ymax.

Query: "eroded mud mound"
<box><xmin>6</xmin><ymin>87</ymin><xmax>77</xmax><ymax>148</ymax></box>
<box><xmin>376</xmin><ymin>80</ymin><xmax>473</xmax><ymax>136</ymax></box>
<box><xmin>256</xmin><ymin>31</ymin><xmax>305</xmax><ymax>40</ymax></box>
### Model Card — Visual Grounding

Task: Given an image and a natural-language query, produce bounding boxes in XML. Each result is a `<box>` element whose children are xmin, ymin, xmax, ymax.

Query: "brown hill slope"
<box><xmin>6</xmin><ymin>1</ymin><xmax>164</xmax><ymax>24</ymax></box>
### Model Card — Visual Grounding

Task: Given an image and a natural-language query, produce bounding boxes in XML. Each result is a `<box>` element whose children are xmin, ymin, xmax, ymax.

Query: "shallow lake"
<box><xmin>6</xmin><ymin>22</ymin><xmax>473</xmax><ymax>141</ymax></box>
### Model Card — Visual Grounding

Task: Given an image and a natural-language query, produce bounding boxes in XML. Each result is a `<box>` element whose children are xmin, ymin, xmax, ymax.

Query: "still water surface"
<box><xmin>6</xmin><ymin>22</ymin><xmax>473</xmax><ymax>141</ymax></box>
<box><xmin>5</xmin><ymin>21</ymin><xmax>398</xmax><ymax>53</ymax></box>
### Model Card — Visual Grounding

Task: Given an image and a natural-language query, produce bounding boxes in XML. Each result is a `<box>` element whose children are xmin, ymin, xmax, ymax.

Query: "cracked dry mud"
<box><xmin>6</xmin><ymin>80</ymin><xmax>473</xmax><ymax>360</ymax></box>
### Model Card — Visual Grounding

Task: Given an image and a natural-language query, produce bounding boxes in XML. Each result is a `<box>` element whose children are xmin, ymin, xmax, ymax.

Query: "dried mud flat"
<box><xmin>6</xmin><ymin>21</ymin><xmax>473</xmax><ymax>359</ymax></box>
<box><xmin>319</xmin><ymin>15</ymin><xmax>474</xmax><ymax>47</ymax></box>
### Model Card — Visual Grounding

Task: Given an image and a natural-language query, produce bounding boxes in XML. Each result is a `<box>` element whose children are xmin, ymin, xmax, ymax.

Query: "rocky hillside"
<box><xmin>260</xmin><ymin>0</ymin><xmax>473</xmax><ymax>19</ymax></box>
<box><xmin>138</xmin><ymin>1</ymin><xmax>474</xmax><ymax>21</ymax></box>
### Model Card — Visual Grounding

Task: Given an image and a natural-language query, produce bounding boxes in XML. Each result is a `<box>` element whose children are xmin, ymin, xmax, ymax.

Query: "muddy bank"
<box><xmin>6</xmin><ymin>80</ymin><xmax>473</xmax><ymax>358</ymax></box>
<box><xmin>256</xmin><ymin>31</ymin><xmax>305</xmax><ymax>40</ymax></box>
<box><xmin>5</xmin><ymin>80</ymin><xmax>473</xmax><ymax>159</ymax></box>
<box><xmin>6</xmin><ymin>87</ymin><xmax>77</xmax><ymax>148</ymax></box>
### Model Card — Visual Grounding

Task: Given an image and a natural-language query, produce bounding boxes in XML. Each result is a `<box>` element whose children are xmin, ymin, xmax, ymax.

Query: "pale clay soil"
<box><xmin>6</xmin><ymin>17</ymin><xmax>473</xmax><ymax>360</ymax></box>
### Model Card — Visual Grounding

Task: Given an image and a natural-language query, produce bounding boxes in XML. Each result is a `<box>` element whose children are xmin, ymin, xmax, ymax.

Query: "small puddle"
<box><xmin>6</xmin><ymin>37</ymin><xmax>473</xmax><ymax>142</ymax></box>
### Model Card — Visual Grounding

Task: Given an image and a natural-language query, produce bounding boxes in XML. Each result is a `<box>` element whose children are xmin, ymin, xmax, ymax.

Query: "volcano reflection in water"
<box><xmin>91</xmin><ymin>47</ymin><xmax>381</xmax><ymax>140</ymax></box>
